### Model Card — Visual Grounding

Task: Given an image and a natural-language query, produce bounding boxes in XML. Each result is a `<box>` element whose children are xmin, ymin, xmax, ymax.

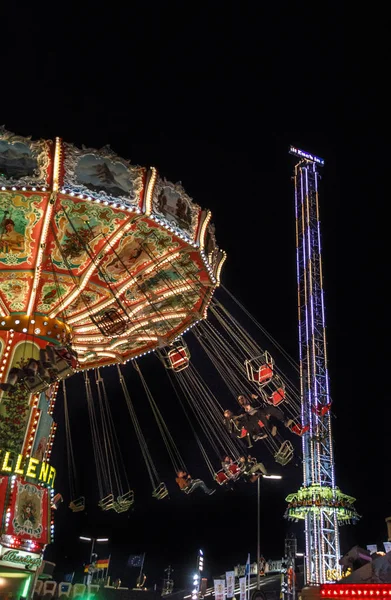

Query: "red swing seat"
<box><xmin>253</xmin><ymin>363</ymin><xmax>273</xmax><ymax>385</ymax></box>
<box><xmin>228</xmin><ymin>463</ymin><xmax>241</xmax><ymax>478</ymax></box>
<box><xmin>245</xmin><ymin>352</ymin><xmax>274</xmax><ymax>387</ymax></box>
<box><xmin>167</xmin><ymin>347</ymin><xmax>190</xmax><ymax>372</ymax></box>
<box><xmin>291</xmin><ymin>423</ymin><xmax>310</xmax><ymax>436</ymax></box>
<box><xmin>312</xmin><ymin>403</ymin><xmax>331</xmax><ymax>417</ymax></box>
<box><xmin>215</xmin><ymin>470</ymin><xmax>229</xmax><ymax>485</ymax></box>
<box><xmin>269</xmin><ymin>386</ymin><xmax>285</xmax><ymax>406</ymax></box>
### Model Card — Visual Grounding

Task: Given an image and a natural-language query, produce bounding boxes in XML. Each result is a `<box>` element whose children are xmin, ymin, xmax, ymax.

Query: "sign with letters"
<box><xmin>0</xmin><ymin>545</ymin><xmax>42</xmax><ymax>571</ymax></box>
<box><xmin>0</xmin><ymin>448</ymin><xmax>56</xmax><ymax>487</ymax></box>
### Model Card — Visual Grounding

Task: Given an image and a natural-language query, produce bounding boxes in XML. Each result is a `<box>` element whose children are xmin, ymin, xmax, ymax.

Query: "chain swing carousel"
<box><xmin>0</xmin><ymin>128</ymin><xmax>225</xmax><ymax>591</ymax></box>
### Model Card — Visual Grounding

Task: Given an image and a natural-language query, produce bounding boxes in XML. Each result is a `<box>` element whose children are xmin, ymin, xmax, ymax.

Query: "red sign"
<box><xmin>5</xmin><ymin>479</ymin><xmax>50</xmax><ymax>545</ymax></box>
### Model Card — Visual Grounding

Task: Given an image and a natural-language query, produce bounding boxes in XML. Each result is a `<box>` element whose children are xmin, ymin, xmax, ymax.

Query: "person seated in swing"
<box><xmin>237</xmin><ymin>394</ymin><xmax>258</xmax><ymax>410</ymax></box>
<box><xmin>221</xmin><ymin>456</ymin><xmax>239</xmax><ymax>478</ymax></box>
<box><xmin>244</xmin><ymin>402</ymin><xmax>292</xmax><ymax>438</ymax></box>
<box><xmin>223</xmin><ymin>410</ymin><xmax>252</xmax><ymax>446</ymax></box>
<box><xmin>242</xmin><ymin>404</ymin><xmax>268</xmax><ymax>441</ymax></box>
<box><xmin>252</xmin><ymin>393</ymin><xmax>294</xmax><ymax>429</ymax></box>
<box><xmin>239</xmin><ymin>455</ymin><xmax>268</xmax><ymax>482</ymax></box>
<box><xmin>175</xmin><ymin>470</ymin><xmax>215</xmax><ymax>495</ymax></box>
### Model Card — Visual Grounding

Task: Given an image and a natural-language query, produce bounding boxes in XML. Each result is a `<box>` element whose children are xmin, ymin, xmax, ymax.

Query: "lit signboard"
<box><xmin>290</xmin><ymin>146</ymin><xmax>325</xmax><ymax>166</ymax></box>
<box><xmin>0</xmin><ymin>545</ymin><xmax>42</xmax><ymax>571</ymax></box>
<box><xmin>0</xmin><ymin>449</ymin><xmax>56</xmax><ymax>487</ymax></box>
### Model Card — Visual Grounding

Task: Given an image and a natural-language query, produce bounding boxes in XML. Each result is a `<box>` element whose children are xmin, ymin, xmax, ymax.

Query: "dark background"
<box><xmin>2</xmin><ymin>1</ymin><xmax>385</xmax><ymax>592</ymax></box>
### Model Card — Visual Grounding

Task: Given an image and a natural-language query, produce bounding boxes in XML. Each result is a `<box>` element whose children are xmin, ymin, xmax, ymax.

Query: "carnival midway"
<box><xmin>0</xmin><ymin>129</ymin><xmax>390</xmax><ymax>600</ymax></box>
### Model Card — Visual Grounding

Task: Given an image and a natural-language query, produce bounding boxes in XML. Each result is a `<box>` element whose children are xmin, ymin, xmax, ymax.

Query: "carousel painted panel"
<box><xmin>151</xmin><ymin>178</ymin><xmax>200</xmax><ymax>241</ymax></box>
<box><xmin>0</xmin><ymin>129</ymin><xmax>52</xmax><ymax>188</ymax></box>
<box><xmin>62</xmin><ymin>143</ymin><xmax>145</xmax><ymax>209</ymax></box>
<box><xmin>0</xmin><ymin>192</ymin><xmax>46</xmax><ymax>268</ymax></box>
<box><xmin>0</xmin><ymin>271</ymin><xmax>34</xmax><ymax>313</ymax></box>
<box><xmin>65</xmin><ymin>283</ymin><xmax>112</xmax><ymax>319</ymax></box>
<box><xmin>99</xmin><ymin>219</ymin><xmax>181</xmax><ymax>284</ymax></box>
<box><xmin>139</xmin><ymin>291</ymin><xmax>200</xmax><ymax>318</ymax></box>
<box><xmin>46</xmin><ymin>197</ymin><xmax>130</xmax><ymax>274</ymax></box>
<box><xmin>34</xmin><ymin>273</ymin><xmax>75</xmax><ymax>315</ymax></box>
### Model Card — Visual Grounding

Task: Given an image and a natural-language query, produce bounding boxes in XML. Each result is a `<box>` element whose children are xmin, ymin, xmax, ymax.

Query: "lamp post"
<box><xmin>257</xmin><ymin>475</ymin><xmax>282</xmax><ymax>591</ymax></box>
<box><xmin>79</xmin><ymin>536</ymin><xmax>109</xmax><ymax>584</ymax></box>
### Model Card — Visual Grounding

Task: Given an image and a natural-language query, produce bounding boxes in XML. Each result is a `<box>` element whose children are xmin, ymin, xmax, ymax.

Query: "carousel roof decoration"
<box><xmin>0</xmin><ymin>129</ymin><xmax>226</xmax><ymax>369</ymax></box>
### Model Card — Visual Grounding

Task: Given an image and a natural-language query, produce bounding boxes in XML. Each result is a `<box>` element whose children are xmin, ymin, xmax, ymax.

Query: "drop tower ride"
<box><xmin>285</xmin><ymin>147</ymin><xmax>359</xmax><ymax>584</ymax></box>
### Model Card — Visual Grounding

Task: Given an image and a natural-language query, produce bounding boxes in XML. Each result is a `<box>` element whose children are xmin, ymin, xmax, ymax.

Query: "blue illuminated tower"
<box><xmin>285</xmin><ymin>148</ymin><xmax>358</xmax><ymax>584</ymax></box>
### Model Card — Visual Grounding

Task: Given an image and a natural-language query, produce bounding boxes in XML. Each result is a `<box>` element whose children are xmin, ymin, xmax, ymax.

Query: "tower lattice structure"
<box><xmin>285</xmin><ymin>148</ymin><xmax>359</xmax><ymax>584</ymax></box>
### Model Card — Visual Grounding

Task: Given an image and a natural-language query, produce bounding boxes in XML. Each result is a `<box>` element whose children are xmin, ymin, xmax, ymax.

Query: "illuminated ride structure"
<box><xmin>0</xmin><ymin>128</ymin><xmax>225</xmax><ymax>592</ymax></box>
<box><xmin>285</xmin><ymin>148</ymin><xmax>359</xmax><ymax>584</ymax></box>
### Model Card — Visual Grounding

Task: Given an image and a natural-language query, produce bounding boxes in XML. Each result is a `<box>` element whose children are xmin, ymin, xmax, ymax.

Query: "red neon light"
<box><xmin>321</xmin><ymin>586</ymin><xmax>391</xmax><ymax>598</ymax></box>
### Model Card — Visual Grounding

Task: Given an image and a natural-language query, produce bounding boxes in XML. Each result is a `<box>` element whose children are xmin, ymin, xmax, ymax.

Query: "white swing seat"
<box><xmin>245</xmin><ymin>352</ymin><xmax>274</xmax><ymax>387</ymax></box>
<box><xmin>274</xmin><ymin>440</ymin><xmax>294</xmax><ymax>466</ymax></box>
<box><xmin>98</xmin><ymin>493</ymin><xmax>115</xmax><ymax>511</ymax></box>
<box><xmin>117</xmin><ymin>490</ymin><xmax>134</xmax><ymax>507</ymax></box>
<box><xmin>153</xmin><ymin>482</ymin><xmax>169</xmax><ymax>500</ymax></box>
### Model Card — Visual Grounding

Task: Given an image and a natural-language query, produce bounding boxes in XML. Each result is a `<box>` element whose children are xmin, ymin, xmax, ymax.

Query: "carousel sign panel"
<box><xmin>7</xmin><ymin>480</ymin><xmax>50</xmax><ymax>544</ymax></box>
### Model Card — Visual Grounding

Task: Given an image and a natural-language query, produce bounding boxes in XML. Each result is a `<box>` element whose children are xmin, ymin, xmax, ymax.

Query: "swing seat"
<box><xmin>167</xmin><ymin>348</ymin><xmax>190</xmax><ymax>371</ymax></box>
<box><xmin>98</xmin><ymin>493</ymin><xmax>115</xmax><ymax>511</ymax></box>
<box><xmin>215</xmin><ymin>470</ymin><xmax>229</xmax><ymax>485</ymax></box>
<box><xmin>268</xmin><ymin>386</ymin><xmax>286</xmax><ymax>406</ymax></box>
<box><xmin>291</xmin><ymin>423</ymin><xmax>310</xmax><ymax>436</ymax></box>
<box><xmin>113</xmin><ymin>500</ymin><xmax>128</xmax><ymax>513</ymax></box>
<box><xmin>274</xmin><ymin>440</ymin><xmax>294</xmax><ymax>466</ymax></box>
<box><xmin>245</xmin><ymin>352</ymin><xmax>274</xmax><ymax>387</ymax></box>
<box><xmin>51</xmin><ymin>493</ymin><xmax>63</xmax><ymax>509</ymax></box>
<box><xmin>23</xmin><ymin>375</ymin><xmax>51</xmax><ymax>394</ymax></box>
<box><xmin>153</xmin><ymin>482</ymin><xmax>169</xmax><ymax>500</ymax></box>
<box><xmin>228</xmin><ymin>463</ymin><xmax>241</xmax><ymax>478</ymax></box>
<box><xmin>69</xmin><ymin>496</ymin><xmax>85</xmax><ymax>512</ymax></box>
<box><xmin>253</xmin><ymin>364</ymin><xmax>273</xmax><ymax>385</ymax></box>
<box><xmin>312</xmin><ymin>403</ymin><xmax>331</xmax><ymax>417</ymax></box>
<box><xmin>117</xmin><ymin>490</ymin><xmax>134</xmax><ymax>508</ymax></box>
<box><xmin>55</xmin><ymin>359</ymin><xmax>75</xmax><ymax>379</ymax></box>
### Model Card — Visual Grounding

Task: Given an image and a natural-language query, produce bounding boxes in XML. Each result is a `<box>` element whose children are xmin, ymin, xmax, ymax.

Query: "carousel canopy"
<box><xmin>0</xmin><ymin>129</ymin><xmax>225</xmax><ymax>368</ymax></box>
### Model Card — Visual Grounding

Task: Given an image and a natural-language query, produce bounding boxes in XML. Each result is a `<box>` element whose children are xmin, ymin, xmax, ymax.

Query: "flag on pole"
<box><xmin>127</xmin><ymin>554</ymin><xmax>145</xmax><ymax>568</ymax></box>
<box><xmin>214</xmin><ymin>579</ymin><xmax>225</xmax><ymax>600</ymax></box>
<box><xmin>96</xmin><ymin>558</ymin><xmax>110</xmax><ymax>569</ymax></box>
<box><xmin>226</xmin><ymin>572</ymin><xmax>235</xmax><ymax>598</ymax></box>
<box><xmin>239</xmin><ymin>577</ymin><xmax>246</xmax><ymax>600</ymax></box>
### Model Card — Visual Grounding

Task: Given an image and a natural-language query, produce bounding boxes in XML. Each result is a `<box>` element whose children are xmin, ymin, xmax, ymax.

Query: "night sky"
<box><xmin>2</xmin><ymin>1</ymin><xmax>385</xmax><ymax>593</ymax></box>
